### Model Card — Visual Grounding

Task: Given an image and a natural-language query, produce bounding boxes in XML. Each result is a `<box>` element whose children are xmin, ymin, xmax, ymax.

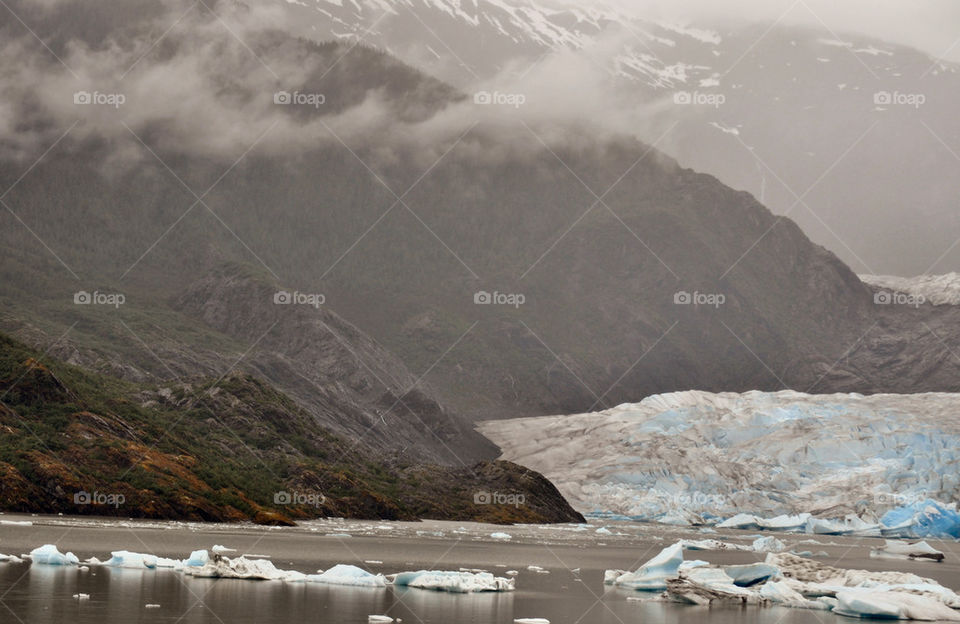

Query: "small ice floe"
<box><xmin>681</xmin><ymin>539</ymin><xmax>751</xmax><ymax>552</ymax></box>
<box><xmin>0</xmin><ymin>520</ymin><xmax>32</xmax><ymax>526</ymax></box>
<box><xmin>607</xmin><ymin>542</ymin><xmax>683</xmax><ymax>591</ymax></box>
<box><xmin>667</xmin><ymin>567</ymin><xmax>761</xmax><ymax>605</ymax></box>
<box><xmin>871</xmin><ymin>540</ymin><xmax>945</xmax><ymax>562</ymax></box>
<box><xmin>758</xmin><ymin>514</ymin><xmax>811</xmax><ymax>532</ymax></box>
<box><xmin>723</xmin><ymin>563</ymin><xmax>780</xmax><ymax>587</ymax></box>
<box><xmin>211</xmin><ymin>545</ymin><xmax>235</xmax><ymax>554</ymax></box>
<box><xmin>506</xmin><ymin>570</ymin><xmax>519</xmax><ymax>576</ymax></box>
<box><xmin>365</xmin><ymin>560</ymin><xmax>384</xmax><ymax>565</ymax></box>
<box><xmin>752</xmin><ymin>536</ymin><xmax>786</xmax><ymax>553</ymax></box>
<box><xmin>368</xmin><ymin>616</ymin><xmax>393</xmax><ymax>624</ymax></box>
<box><xmin>0</xmin><ymin>554</ymin><xmax>24</xmax><ymax>563</ymax></box>
<box><xmin>184</xmin><ymin>550</ymin><xmax>209</xmax><ymax>567</ymax></box>
<box><xmin>514</xmin><ymin>619</ymin><xmax>550</xmax><ymax>624</ymax></box>
<box><xmin>29</xmin><ymin>545</ymin><xmax>79</xmax><ymax>566</ymax></box>
<box><xmin>145</xmin><ymin>604</ymin><xmax>160</xmax><ymax>609</ymax></box>
<box><xmin>490</xmin><ymin>532</ymin><xmax>512</xmax><ymax>540</ymax></box>
<box><xmin>716</xmin><ymin>513</ymin><xmax>760</xmax><ymax>530</ymax></box>
<box><xmin>834</xmin><ymin>590</ymin><xmax>960</xmax><ymax>621</ymax></box>
<box><xmin>305</xmin><ymin>565</ymin><xmax>387</xmax><ymax>587</ymax></box>
<box><xmin>72</xmin><ymin>593</ymin><xmax>90</xmax><ymax>600</ymax></box>
<box><xmin>185</xmin><ymin>554</ymin><xmax>297</xmax><ymax>581</ymax></box>
<box><xmin>390</xmin><ymin>570</ymin><xmax>515</xmax><ymax>593</ymax></box>
<box><xmin>595</xmin><ymin>527</ymin><xmax>612</xmax><ymax>535</ymax></box>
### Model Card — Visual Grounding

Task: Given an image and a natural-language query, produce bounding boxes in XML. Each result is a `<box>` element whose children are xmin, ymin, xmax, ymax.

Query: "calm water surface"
<box><xmin>1</xmin><ymin>514</ymin><xmax>957</xmax><ymax>624</ymax></box>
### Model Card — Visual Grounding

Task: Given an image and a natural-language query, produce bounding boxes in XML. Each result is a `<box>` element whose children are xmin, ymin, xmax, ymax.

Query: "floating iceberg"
<box><xmin>681</xmin><ymin>538</ymin><xmax>750</xmax><ymax>551</ymax></box>
<box><xmin>185</xmin><ymin>554</ymin><xmax>297</xmax><ymax>581</ymax></box>
<box><xmin>390</xmin><ymin>570</ymin><xmax>514</xmax><ymax>593</ymax></box>
<box><xmin>29</xmin><ymin>544</ymin><xmax>79</xmax><ymax>566</ymax></box>
<box><xmin>834</xmin><ymin>590</ymin><xmax>960</xmax><ymax>621</ymax></box>
<box><xmin>871</xmin><ymin>540</ymin><xmax>945</xmax><ymax>562</ymax></box>
<box><xmin>308</xmin><ymin>565</ymin><xmax>386</xmax><ymax>587</ymax></box>
<box><xmin>752</xmin><ymin>536</ymin><xmax>786</xmax><ymax>553</ymax></box>
<box><xmin>882</xmin><ymin>500</ymin><xmax>960</xmax><ymax>539</ymax></box>
<box><xmin>608</xmin><ymin>542</ymin><xmax>683</xmax><ymax>591</ymax></box>
<box><xmin>724</xmin><ymin>563</ymin><xmax>780</xmax><ymax>587</ymax></box>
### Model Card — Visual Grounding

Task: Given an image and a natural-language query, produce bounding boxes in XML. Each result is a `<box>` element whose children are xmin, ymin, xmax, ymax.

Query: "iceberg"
<box><xmin>390</xmin><ymin>570</ymin><xmax>514</xmax><ymax>593</ymax></box>
<box><xmin>609</xmin><ymin>542</ymin><xmax>684</xmax><ymax>591</ymax></box>
<box><xmin>834</xmin><ymin>590</ymin><xmax>960</xmax><ymax>621</ymax></box>
<box><xmin>752</xmin><ymin>536</ymin><xmax>786</xmax><ymax>553</ymax></box>
<box><xmin>29</xmin><ymin>544</ymin><xmax>79</xmax><ymax>566</ymax></box>
<box><xmin>103</xmin><ymin>551</ymin><xmax>160</xmax><ymax>569</ymax></box>
<box><xmin>881</xmin><ymin>500</ymin><xmax>960</xmax><ymax>539</ymax></box>
<box><xmin>308</xmin><ymin>564</ymin><xmax>387</xmax><ymax>587</ymax></box>
<box><xmin>871</xmin><ymin>540</ymin><xmax>945</xmax><ymax>562</ymax></box>
<box><xmin>185</xmin><ymin>554</ymin><xmax>296</xmax><ymax>580</ymax></box>
<box><xmin>717</xmin><ymin>513</ymin><xmax>761</xmax><ymax>530</ymax></box>
<box><xmin>724</xmin><ymin>563</ymin><xmax>780</xmax><ymax>587</ymax></box>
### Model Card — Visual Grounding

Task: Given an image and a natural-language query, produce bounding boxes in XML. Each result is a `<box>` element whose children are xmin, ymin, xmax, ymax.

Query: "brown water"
<box><xmin>0</xmin><ymin>514</ymin><xmax>957</xmax><ymax>624</ymax></box>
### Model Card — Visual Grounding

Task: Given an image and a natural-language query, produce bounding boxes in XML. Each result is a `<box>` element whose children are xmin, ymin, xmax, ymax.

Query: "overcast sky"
<box><xmin>598</xmin><ymin>0</ymin><xmax>960</xmax><ymax>62</ymax></box>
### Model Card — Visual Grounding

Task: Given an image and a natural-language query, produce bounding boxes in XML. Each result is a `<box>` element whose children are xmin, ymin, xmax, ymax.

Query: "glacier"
<box><xmin>478</xmin><ymin>390</ymin><xmax>960</xmax><ymax>537</ymax></box>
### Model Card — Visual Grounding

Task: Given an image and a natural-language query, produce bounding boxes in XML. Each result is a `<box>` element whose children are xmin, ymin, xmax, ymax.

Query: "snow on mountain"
<box><xmin>861</xmin><ymin>274</ymin><xmax>960</xmax><ymax>306</ymax></box>
<box><xmin>478</xmin><ymin>390</ymin><xmax>960</xmax><ymax>522</ymax></box>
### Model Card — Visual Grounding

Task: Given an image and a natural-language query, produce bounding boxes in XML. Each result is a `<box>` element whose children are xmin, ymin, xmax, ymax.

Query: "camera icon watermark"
<box><xmin>73</xmin><ymin>290</ymin><xmax>125</xmax><ymax>308</ymax></box>
<box><xmin>273</xmin><ymin>290</ymin><xmax>325</xmax><ymax>308</ymax></box>
<box><xmin>274</xmin><ymin>490</ymin><xmax>325</xmax><ymax>508</ymax></box>
<box><xmin>674</xmin><ymin>290</ymin><xmax>726</xmax><ymax>308</ymax></box>
<box><xmin>73</xmin><ymin>90</ymin><xmax>126</xmax><ymax>108</ymax></box>
<box><xmin>474</xmin><ymin>291</ymin><xmax>525</xmax><ymax>308</ymax></box>
<box><xmin>473</xmin><ymin>90</ymin><xmax>526</xmax><ymax>109</ymax></box>
<box><xmin>274</xmin><ymin>90</ymin><xmax>326</xmax><ymax>109</ymax></box>
<box><xmin>874</xmin><ymin>491</ymin><xmax>926</xmax><ymax>507</ymax></box>
<box><xmin>874</xmin><ymin>90</ymin><xmax>925</xmax><ymax>109</ymax></box>
<box><xmin>673</xmin><ymin>91</ymin><xmax>725</xmax><ymax>108</ymax></box>
<box><xmin>473</xmin><ymin>490</ymin><xmax>526</xmax><ymax>508</ymax></box>
<box><xmin>873</xmin><ymin>290</ymin><xmax>925</xmax><ymax>308</ymax></box>
<box><xmin>73</xmin><ymin>490</ymin><xmax>125</xmax><ymax>508</ymax></box>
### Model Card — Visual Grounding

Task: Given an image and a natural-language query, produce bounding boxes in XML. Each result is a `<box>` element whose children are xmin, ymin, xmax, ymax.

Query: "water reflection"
<box><xmin>0</xmin><ymin>563</ymin><xmax>856</xmax><ymax>624</ymax></box>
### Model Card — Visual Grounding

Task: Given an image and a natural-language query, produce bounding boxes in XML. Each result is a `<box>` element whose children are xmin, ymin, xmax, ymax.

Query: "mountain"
<box><xmin>0</xmin><ymin>330</ymin><xmax>583</xmax><ymax>523</ymax></box>
<box><xmin>270</xmin><ymin>0</ymin><xmax>960</xmax><ymax>277</ymax></box>
<box><xmin>479</xmin><ymin>389</ymin><xmax>960</xmax><ymax>521</ymax></box>
<box><xmin>2</xmin><ymin>0</ymin><xmax>960</xmax><ymax>431</ymax></box>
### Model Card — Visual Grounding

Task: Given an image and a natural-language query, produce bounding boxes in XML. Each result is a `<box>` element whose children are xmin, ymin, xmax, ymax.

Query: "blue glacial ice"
<box><xmin>479</xmin><ymin>390</ymin><xmax>960</xmax><ymax>538</ymax></box>
<box><xmin>29</xmin><ymin>544</ymin><xmax>79</xmax><ymax>565</ymax></box>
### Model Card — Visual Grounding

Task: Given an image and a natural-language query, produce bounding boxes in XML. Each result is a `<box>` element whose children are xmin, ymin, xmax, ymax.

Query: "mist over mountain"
<box><xmin>268</xmin><ymin>0</ymin><xmax>960</xmax><ymax>277</ymax></box>
<box><xmin>1</xmin><ymin>0</ymin><xmax>959</xmax><ymax>432</ymax></box>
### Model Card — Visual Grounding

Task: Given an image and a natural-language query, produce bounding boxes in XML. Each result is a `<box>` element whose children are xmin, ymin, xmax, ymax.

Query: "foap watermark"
<box><xmin>74</xmin><ymin>490</ymin><xmax>125</xmax><ymax>508</ymax></box>
<box><xmin>274</xmin><ymin>290</ymin><xmax>325</xmax><ymax>308</ymax></box>
<box><xmin>873</xmin><ymin>291</ymin><xmax>925</xmax><ymax>308</ymax></box>
<box><xmin>665</xmin><ymin>492</ymin><xmax>727</xmax><ymax>510</ymax></box>
<box><xmin>875</xmin><ymin>491</ymin><xmax>927</xmax><ymax>507</ymax></box>
<box><xmin>74</xmin><ymin>290</ymin><xmax>125</xmax><ymax>308</ymax></box>
<box><xmin>673</xmin><ymin>90</ymin><xmax>725</xmax><ymax>108</ymax></box>
<box><xmin>73</xmin><ymin>90</ymin><xmax>126</xmax><ymax>108</ymax></box>
<box><xmin>274</xmin><ymin>490</ymin><xmax>326</xmax><ymax>508</ymax></box>
<box><xmin>874</xmin><ymin>90</ymin><xmax>925</xmax><ymax>109</ymax></box>
<box><xmin>474</xmin><ymin>490</ymin><xmax>526</xmax><ymax>508</ymax></box>
<box><xmin>474</xmin><ymin>90</ymin><xmax>526</xmax><ymax>109</ymax></box>
<box><xmin>474</xmin><ymin>290</ymin><xmax>525</xmax><ymax>308</ymax></box>
<box><xmin>674</xmin><ymin>290</ymin><xmax>726</xmax><ymax>308</ymax></box>
<box><xmin>274</xmin><ymin>90</ymin><xmax>326</xmax><ymax>109</ymax></box>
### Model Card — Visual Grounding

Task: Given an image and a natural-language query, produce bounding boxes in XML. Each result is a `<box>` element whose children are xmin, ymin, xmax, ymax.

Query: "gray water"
<box><xmin>1</xmin><ymin>514</ymin><xmax>957</xmax><ymax>624</ymax></box>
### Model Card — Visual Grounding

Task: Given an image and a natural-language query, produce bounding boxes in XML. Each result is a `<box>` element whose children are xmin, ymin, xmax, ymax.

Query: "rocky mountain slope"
<box><xmin>0</xmin><ymin>331</ymin><xmax>583</xmax><ymax>523</ymax></box>
<box><xmin>1</xmin><ymin>0</ymin><xmax>959</xmax><ymax>428</ymax></box>
<box><xmin>270</xmin><ymin>0</ymin><xmax>960</xmax><ymax>276</ymax></box>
